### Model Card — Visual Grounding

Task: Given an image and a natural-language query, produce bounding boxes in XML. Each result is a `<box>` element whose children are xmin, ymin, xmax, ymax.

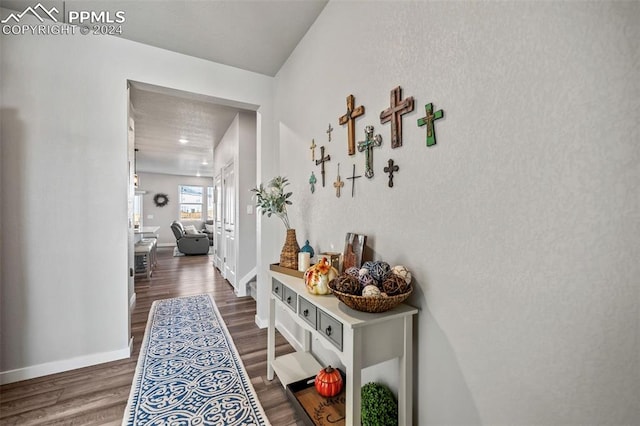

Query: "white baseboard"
<box><xmin>255</xmin><ymin>314</ymin><xmax>268</xmax><ymax>329</ymax></box>
<box><xmin>0</xmin><ymin>346</ymin><xmax>131</xmax><ymax>385</ymax></box>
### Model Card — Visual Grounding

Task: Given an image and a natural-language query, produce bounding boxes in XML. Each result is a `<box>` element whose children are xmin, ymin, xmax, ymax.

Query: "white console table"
<box><xmin>267</xmin><ymin>271</ymin><xmax>418</xmax><ymax>425</ymax></box>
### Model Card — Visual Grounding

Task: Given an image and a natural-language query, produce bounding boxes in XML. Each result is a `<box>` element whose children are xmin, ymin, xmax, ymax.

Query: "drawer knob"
<box><xmin>274</xmin><ymin>287</ymin><xmax>279</xmax><ymax>293</ymax></box>
<box><xmin>303</xmin><ymin>309</ymin><xmax>309</xmax><ymax>317</ymax></box>
<box><xmin>287</xmin><ymin>296</ymin><xmax>292</xmax><ymax>304</ymax></box>
<box><xmin>325</xmin><ymin>325</ymin><xmax>332</xmax><ymax>336</ymax></box>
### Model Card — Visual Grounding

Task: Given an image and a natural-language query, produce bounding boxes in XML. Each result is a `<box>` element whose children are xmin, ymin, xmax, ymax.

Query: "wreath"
<box><xmin>153</xmin><ymin>193</ymin><xmax>169</xmax><ymax>207</ymax></box>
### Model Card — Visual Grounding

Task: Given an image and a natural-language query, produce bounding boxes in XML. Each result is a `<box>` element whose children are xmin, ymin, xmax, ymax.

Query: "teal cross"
<box><xmin>357</xmin><ymin>125</ymin><xmax>382</xmax><ymax>178</ymax></box>
<box><xmin>417</xmin><ymin>103</ymin><xmax>444</xmax><ymax>147</ymax></box>
<box><xmin>309</xmin><ymin>171</ymin><xmax>317</xmax><ymax>193</ymax></box>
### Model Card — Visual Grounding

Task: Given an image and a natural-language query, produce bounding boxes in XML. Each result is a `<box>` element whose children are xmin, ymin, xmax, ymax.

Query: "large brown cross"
<box><xmin>380</xmin><ymin>86</ymin><xmax>414</xmax><ymax>149</ymax></box>
<box><xmin>315</xmin><ymin>145</ymin><xmax>331</xmax><ymax>187</ymax></box>
<box><xmin>339</xmin><ymin>94</ymin><xmax>365</xmax><ymax>156</ymax></box>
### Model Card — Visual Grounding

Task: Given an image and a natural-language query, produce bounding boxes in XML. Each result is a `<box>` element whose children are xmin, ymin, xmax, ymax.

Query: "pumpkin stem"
<box><xmin>325</xmin><ymin>366</ymin><xmax>334</xmax><ymax>373</ymax></box>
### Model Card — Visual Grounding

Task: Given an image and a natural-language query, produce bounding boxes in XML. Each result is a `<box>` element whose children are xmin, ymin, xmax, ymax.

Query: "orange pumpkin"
<box><xmin>314</xmin><ymin>366</ymin><xmax>343</xmax><ymax>397</ymax></box>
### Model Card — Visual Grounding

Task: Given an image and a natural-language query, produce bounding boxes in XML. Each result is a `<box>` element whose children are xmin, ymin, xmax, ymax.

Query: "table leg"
<box><xmin>267</xmin><ymin>296</ymin><xmax>275</xmax><ymax>381</ymax></box>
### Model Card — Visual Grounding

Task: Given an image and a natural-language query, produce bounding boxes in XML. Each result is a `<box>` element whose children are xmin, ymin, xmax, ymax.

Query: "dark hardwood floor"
<box><xmin>0</xmin><ymin>247</ymin><xmax>304</xmax><ymax>425</ymax></box>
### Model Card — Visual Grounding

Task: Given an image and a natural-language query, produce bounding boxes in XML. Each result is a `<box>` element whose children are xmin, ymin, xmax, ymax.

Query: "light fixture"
<box><xmin>201</xmin><ymin>160</ymin><xmax>208</xmax><ymax>165</ymax></box>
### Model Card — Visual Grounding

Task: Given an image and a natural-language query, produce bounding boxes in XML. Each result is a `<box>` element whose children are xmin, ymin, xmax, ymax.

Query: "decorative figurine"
<box><xmin>383</xmin><ymin>159</ymin><xmax>399</xmax><ymax>188</ymax></box>
<box><xmin>357</xmin><ymin>125</ymin><xmax>382</xmax><ymax>178</ymax></box>
<box><xmin>333</xmin><ymin>163</ymin><xmax>344</xmax><ymax>197</ymax></box>
<box><xmin>417</xmin><ymin>102</ymin><xmax>444</xmax><ymax>147</ymax></box>
<box><xmin>309</xmin><ymin>171</ymin><xmax>317</xmax><ymax>193</ymax></box>
<box><xmin>346</xmin><ymin>164</ymin><xmax>362</xmax><ymax>198</ymax></box>
<box><xmin>380</xmin><ymin>86</ymin><xmax>415</xmax><ymax>148</ymax></box>
<box><xmin>339</xmin><ymin>94</ymin><xmax>365</xmax><ymax>156</ymax></box>
<box><xmin>315</xmin><ymin>145</ymin><xmax>331</xmax><ymax>187</ymax></box>
<box><xmin>304</xmin><ymin>257</ymin><xmax>338</xmax><ymax>295</ymax></box>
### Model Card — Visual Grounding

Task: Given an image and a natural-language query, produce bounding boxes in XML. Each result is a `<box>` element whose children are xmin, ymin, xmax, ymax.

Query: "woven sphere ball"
<box><xmin>382</xmin><ymin>274</ymin><xmax>411</xmax><ymax>296</ymax></box>
<box><xmin>369</xmin><ymin>261</ymin><xmax>391</xmax><ymax>284</ymax></box>
<box><xmin>361</xmin><ymin>261</ymin><xmax>376</xmax><ymax>275</ymax></box>
<box><xmin>332</xmin><ymin>274</ymin><xmax>361</xmax><ymax>295</ymax></box>
<box><xmin>391</xmin><ymin>265</ymin><xmax>412</xmax><ymax>285</ymax></box>
<box><xmin>362</xmin><ymin>285</ymin><xmax>381</xmax><ymax>297</ymax></box>
<box><xmin>358</xmin><ymin>273</ymin><xmax>375</xmax><ymax>289</ymax></box>
<box><xmin>344</xmin><ymin>267</ymin><xmax>360</xmax><ymax>277</ymax></box>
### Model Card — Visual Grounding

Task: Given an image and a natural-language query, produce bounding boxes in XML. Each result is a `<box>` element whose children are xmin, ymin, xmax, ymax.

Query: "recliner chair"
<box><xmin>170</xmin><ymin>221</ymin><xmax>210</xmax><ymax>255</ymax></box>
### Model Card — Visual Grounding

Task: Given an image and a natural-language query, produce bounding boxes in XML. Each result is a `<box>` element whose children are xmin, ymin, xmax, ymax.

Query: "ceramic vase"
<box><xmin>304</xmin><ymin>257</ymin><xmax>338</xmax><ymax>295</ymax></box>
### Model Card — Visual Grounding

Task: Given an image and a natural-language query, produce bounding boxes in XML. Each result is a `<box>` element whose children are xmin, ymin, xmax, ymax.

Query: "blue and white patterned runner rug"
<box><xmin>122</xmin><ymin>294</ymin><xmax>270</xmax><ymax>425</ymax></box>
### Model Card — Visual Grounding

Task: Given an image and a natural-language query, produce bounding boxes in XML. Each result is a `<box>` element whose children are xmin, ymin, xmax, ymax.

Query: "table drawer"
<box><xmin>272</xmin><ymin>278</ymin><xmax>283</xmax><ymax>300</ymax></box>
<box><xmin>282</xmin><ymin>286</ymin><xmax>297</xmax><ymax>313</ymax></box>
<box><xmin>318</xmin><ymin>309</ymin><xmax>343</xmax><ymax>351</ymax></box>
<box><xmin>298</xmin><ymin>297</ymin><xmax>317</xmax><ymax>329</ymax></box>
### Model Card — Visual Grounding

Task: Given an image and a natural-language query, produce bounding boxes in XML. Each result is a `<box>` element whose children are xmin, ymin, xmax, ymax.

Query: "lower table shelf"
<box><xmin>272</xmin><ymin>351</ymin><xmax>322</xmax><ymax>387</ymax></box>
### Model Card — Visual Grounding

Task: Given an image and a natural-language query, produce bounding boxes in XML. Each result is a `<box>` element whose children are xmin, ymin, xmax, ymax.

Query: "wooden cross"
<box><xmin>315</xmin><ymin>145</ymin><xmax>331</xmax><ymax>187</ymax></box>
<box><xmin>417</xmin><ymin>103</ymin><xmax>444</xmax><ymax>147</ymax></box>
<box><xmin>357</xmin><ymin>125</ymin><xmax>382</xmax><ymax>178</ymax></box>
<box><xmin>310</xmin><ymin>138</ymin><xmax>317</xmax><ymax>161</ymax></box>
<box><xmin>326</xmin><ymin>123</ymin><xmax>333</xmax><ymax>142</ymax></box>
<box><xmin>379</xmin><ymin>86</ymin><xmax>414</xmax><ymax>149</ymax></box>
<box><xmin>383</xmin><ymin>159</ymin><xmax>399</xmax><ymax>188</ymax></box>
<box><xmin>333</xmin><ymin>163</ymin><xmax>344</xmax><ymax>197</ymax></box>
<box><xmin>338</xmin><ymin>94</ymin><xmax>365</xmax><ymax>156</ymax></box>
<box><xmin>309</xmin><ymin>171</ymin><xmax>317</xmax><ymax>193</ymax></box>
<box><xmin>346</xmin><ymin>164</ymin><xmax>361</xmax><ymax>198</ymax></box>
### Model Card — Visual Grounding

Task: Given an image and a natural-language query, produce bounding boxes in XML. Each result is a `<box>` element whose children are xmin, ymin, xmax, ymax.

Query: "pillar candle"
<box><xmin>298</xmin><ymin>252</ymin><xmax>311</xmax><ymax>271</ymax></box>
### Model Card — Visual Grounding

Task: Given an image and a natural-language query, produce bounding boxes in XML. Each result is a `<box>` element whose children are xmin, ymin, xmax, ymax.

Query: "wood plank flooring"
<box><xmin>0</xmin><ymin>247</ymin><xmax>305</xmax><ymax>425</ymax></box>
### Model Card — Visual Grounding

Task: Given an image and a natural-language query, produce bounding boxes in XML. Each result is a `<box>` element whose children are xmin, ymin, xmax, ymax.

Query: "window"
<box><xmin>179</xmin><ymin>185</ymin><xmax>203</xmax><ymax>220</ymax></box>
<box><xmin>133</xmin><ymin>194</ymin><xmax>143</xmax><ymax>228</ymax></box>
<box><xmin>207</xmin><ymin>186</ymin><xmax>214</xmax><ymax>220</ymax></box>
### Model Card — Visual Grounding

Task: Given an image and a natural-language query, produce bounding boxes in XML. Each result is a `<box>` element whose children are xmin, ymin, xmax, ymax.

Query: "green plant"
<box><xmin>251</xmin><ymin>176</ymin><xmax>292</xmax><ymax>229</ymax></box>
<box><xmin>361</xmin><ymin>382</ymin><xmax>398</xmax><ymax>426</ymax></box>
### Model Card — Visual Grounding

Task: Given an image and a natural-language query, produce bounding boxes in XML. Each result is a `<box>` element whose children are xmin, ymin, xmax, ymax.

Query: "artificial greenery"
<box><xmin>361</xmin><ymin>382</ymin><xmax>398</xmax><ymax>426</ymax></box>
<box><xmin>251</xmin><ymin>176</ymin><xmax>293</xmax><ymax>229</ymax></box>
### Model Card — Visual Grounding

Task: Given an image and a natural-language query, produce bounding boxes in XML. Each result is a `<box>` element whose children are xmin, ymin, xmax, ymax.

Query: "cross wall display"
<box><xmin>339</xmin><ymin>94</ymin><xmax>365</xmax><ymax>156</ymax></box>
<box><xmin>380</xmin><ymin>86</ymin><xmax>414</xmax><ymax>148</ymax></box>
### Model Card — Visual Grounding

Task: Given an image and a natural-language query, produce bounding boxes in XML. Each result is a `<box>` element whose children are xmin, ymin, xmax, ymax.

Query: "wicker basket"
<box><xmin>329</xmin><ymin>282</ymin><xmax>413</xmax><ymax>313</ymax></box>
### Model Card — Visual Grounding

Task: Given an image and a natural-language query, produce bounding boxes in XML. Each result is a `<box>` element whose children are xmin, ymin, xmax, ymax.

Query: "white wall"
<box><xmin>137</xmin><ymin>172</ymin><xmax>213</xmax><ymax>246</ymax></box>
<box><xmin>273</xmin><ymin>1</ymin><xmax>639</xmax><ymax>425</ymax></box>
<box><xmin>0</xmin><ymin>11</ymin><xmax>276</xmax><ymax>382</ymax></box>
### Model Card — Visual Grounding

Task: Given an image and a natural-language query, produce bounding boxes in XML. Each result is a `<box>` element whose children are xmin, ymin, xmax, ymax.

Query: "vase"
<box><xmin>280</xmin><ymin>229</ymin><xmax>300</xmax><ymax>270</ymax></box>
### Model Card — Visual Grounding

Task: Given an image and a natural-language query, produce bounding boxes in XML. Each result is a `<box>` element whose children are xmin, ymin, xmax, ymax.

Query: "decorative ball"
<box><xmin>358</xmin><ymin>273</ymin><xmax>375</xmax><ymax>289</ymax></box>
<box><xmin>344</xmin><ymin>267</ymin><xmax>360</xmax><ymax>277</ymax></box>
<box><xmin>331</xmin><ymin>275</ymin><xmax>361</xmax><ymax>295</ymax></box>
<box><xmin>359</xmin><ymin>267</ymin><xmax>370</xmax><ymax>277</ymax></box>
<box><xmin>391</xmin><ymin>265</ymin><xmax>412</xmax><ymax>285</ymax></box>
<box><xmin>362</xmin><ymin>285</ymin><xmax>381</xmax><ymax>297</ymax></box>
<box><xmin>382</xmin><ymin>274</ymin><xmax>411</xmax><ymax>296</ymax></box>
<box><xmin>369</xmin><ymin>261</ymin><xmax>391</xmax><ymax>284</ymax></box>
<box><xmin>362</xmin><ymin>261</ymin><xmax>376</xmax><ymax>273</ymax></box>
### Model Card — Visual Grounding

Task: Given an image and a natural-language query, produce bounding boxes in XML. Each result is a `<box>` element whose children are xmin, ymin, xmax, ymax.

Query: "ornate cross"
<box><xmin>326</xmin><ymin>123</ymin><xmax>333</xmax><ymax>142</ymax></box>
<box><xmin>333</xmin><ymin>163</ymin><xmax>344</xmax><ymax>197</ymax></box>
<box><xmin>310</xmin><ymin>138</ymin><xmax>317</xmax><ymax>161</ymax></box>
<box><xmin>357</xmin><ymin>125</ymin><xmax>382</xmax><ymax>178</ymax></box>
<box><xmin>383</xmin><ymin>159</ymin><xmax>400</xmax><ymax>188</ymax></box>
<box><xmin>309</xmin><ymin>171</ymin><xmax>317</xmax><ymax>193</ymax></box>
<box><xmin>346</xmin><ymin>164</ymin><xmax>361</xmax><ymax>198</ymax></box>
<box><xmin>339</xmin><ymin>94</ymin><xmax>365</xmax><ymax>156</ymax></box>
<box><xmin>315</xmin><ymin>145</ymin><xmax>331</xmax><ymax>187</ymax></box>
<box><xmin>417</xmin><ymin>103</ymin><xmax>444</xmax><ymax>147</ymax></box>
<box><xmin>379</xmin><ymin>86</ymin><xmax>414</xmax><ymax>148</ymax></box>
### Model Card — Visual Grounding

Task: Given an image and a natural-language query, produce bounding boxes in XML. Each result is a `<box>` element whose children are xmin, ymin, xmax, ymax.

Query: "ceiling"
<box><xmin>1</xmin><ymin>0</ymin><xmax>328</xmax><ymax>178</ymax></box>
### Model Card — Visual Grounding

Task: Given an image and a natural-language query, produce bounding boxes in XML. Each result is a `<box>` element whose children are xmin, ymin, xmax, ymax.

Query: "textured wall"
<box><xmin>273</xmin><ymin>1</ymin><xmax>639</xmax><ymax>424</ymax></box>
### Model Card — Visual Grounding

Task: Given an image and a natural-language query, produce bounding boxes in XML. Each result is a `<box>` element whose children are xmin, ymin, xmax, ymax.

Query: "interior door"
<box><xmin>223</xmin><ymin>162</ymin><xmax>236</xmax><ymax>286</ymax></box>
<box><xmin>213</xmin><ymin>174</ymin><xmax>223</xmax><ymax>269</ymax></box>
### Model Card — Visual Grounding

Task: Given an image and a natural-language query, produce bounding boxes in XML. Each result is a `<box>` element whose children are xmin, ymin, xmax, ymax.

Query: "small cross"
<box><xmin>346</xmin><ymin>164</ymin><xmax>362</xmax><ymax>198</ymax></box>
<box><xmin>357</xmin><ymin>125</ymin><xmax>382</xmax><ymax>179</ymax></box>
<box><xmin>309</xmin><ymin>171</ymin><xmax>317</xmax><ymax>193</ymax></box>
<box><xmin>383</xmin><ymin>159</ymin><xmax>400</xmax><ymax>188</ymax></box>
<box><xmin>417</xmin><ymin>103</ymin><xmax>444</xmax><ymax>147</ymax></box>
<box><xmin>333</xmin><ymin>163</ymin><xmax>344</xmax><ymax>197</ymax></box>
<box><xmin>380</xmin><ymin>86</ymin><xmax>415</xmax><ymax>148</ymax></box>
<box><xmin>310</xmin><ymin>138</ymin><xmax>317</xmax><ymax>161</ymax></box>
<box><xmin>315</xmin><ymin>145</ymin><xmax>331</xmax><ymax>187</ymax></box>
<box><xmin>339</xmin><ymin>94</ymin><xmax>365</xmax><ymax>156</ymax></box>
<box><xmin>326</xmin><ymin>123</ymin><xmax>333</xmax><ymax>142</ymax></box>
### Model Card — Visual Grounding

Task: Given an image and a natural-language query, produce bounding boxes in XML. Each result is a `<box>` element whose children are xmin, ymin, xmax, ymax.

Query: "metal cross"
<box><xmin>417</xmin><ymin>103</ymin><xmax>444</xmax><ymax>147</ymax></box>
<box><xmin>310</xmin><ymin>138</ymin><xmax>317</xmax><ymax>161</ymax></box>
<box><xmin>315</xmin><ymin>145</ymin><xmax>331</xmax><ymax>187</ymax></box>
<box><xmin>357</xmin><ymin>125</ymin><xmax>382</xmax><ymax>179</ymax></box>
<box><xmin>333</xmin><ymin>163</ymin><xmax>344</xmax><ymax>197</ymax></box>
<box><xmin>326</xmin><ymin>123</ymin><xmax>333</xmax><ymax>142</ymax></box>
<box><xmin>383</xmin><ymin>159</ymin><xmax>400</xmax><ymax>188</ymax></box>
<box><xmin>346</xmin><ymin>164</ymin><xmax>362</xmax><ymax>198</ymax></box>
<box><xmin>338</xmin><ymin>94</ymin><xmax>365</xmax><ymax>156</ymax></box>
<box><xmin>380</xmin><ymin>86</ymin><xmax>415</xmax><ymax>148</ymax></box>
<box><xmin>309</xmin><ymin>171</ymin><xmax>317</xmax><ymax>193</ymax></box>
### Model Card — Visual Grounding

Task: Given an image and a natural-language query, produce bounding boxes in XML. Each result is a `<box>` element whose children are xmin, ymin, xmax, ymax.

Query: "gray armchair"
<box><xmin>170</xmin><ymin>221</ymin><xmax>210</xmax><ymax>255</ymax></box>
<box><xmin>202</xmin><ymin>220</ymin><xmax>214</xmax><ymax>246</ymax></box>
